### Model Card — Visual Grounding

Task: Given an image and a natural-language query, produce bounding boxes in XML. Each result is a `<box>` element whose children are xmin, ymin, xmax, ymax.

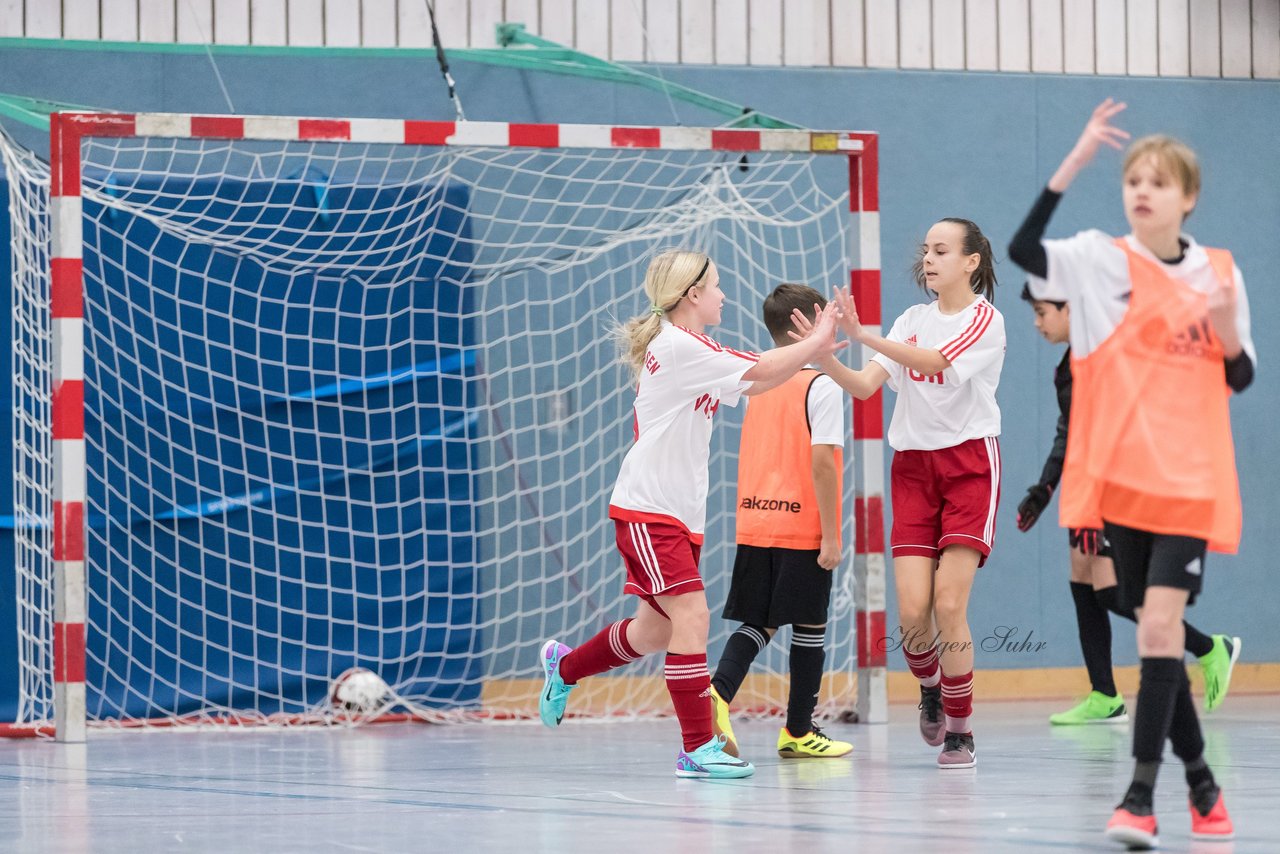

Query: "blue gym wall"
<box><xmin>1</xmin><ymin>44</ymin><xmax>1276</xmax><ymax>702</ymax></box>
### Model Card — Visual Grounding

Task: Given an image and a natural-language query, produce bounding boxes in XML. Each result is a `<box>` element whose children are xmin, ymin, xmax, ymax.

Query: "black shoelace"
<box><xmin>918</xmin><ymin>688</ymin><xmax>942</xmax><ymax>723</ymax></box>
<box><xmin>943</xmin><ymin>731</ymin><xmax>972</xmax><ymax>752</ymax></box>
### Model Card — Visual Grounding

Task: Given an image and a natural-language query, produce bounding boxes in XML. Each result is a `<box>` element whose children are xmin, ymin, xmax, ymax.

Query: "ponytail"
<box><xmin>615</xmin><ymin>249</ymin><xmax>712</xmax><ymax>378</ymax></box>
<box><xmin>969</xmin><ymin>228</ymin><xmax>997</xmax><ymax>302</ymax></box>
<box><xmin>615</xmin><ymin>313</ymin><xmax>665</xmax><ymax>379</ymax></box>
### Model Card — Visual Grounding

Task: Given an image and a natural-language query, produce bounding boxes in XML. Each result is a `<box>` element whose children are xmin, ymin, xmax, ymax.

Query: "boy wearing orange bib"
<box><xmin>709</xmin><ymin>284</ymin><xmax>853</xmax><ymax>760</ymax></box>
<box><xmin>1010</xmin><ymin>100</ymin><xmax>1254</xmax><ymax>849</ymax></box>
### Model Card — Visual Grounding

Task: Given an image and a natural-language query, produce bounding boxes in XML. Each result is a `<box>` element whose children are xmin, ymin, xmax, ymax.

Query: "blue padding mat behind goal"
<box><xmin>78</xmin><ymin>170</ymin><xmax>481</xmax><ymax>719</ymax></box>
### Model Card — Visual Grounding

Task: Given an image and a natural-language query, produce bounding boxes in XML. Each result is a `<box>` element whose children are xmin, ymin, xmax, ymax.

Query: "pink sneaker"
<box><xmin>1105</xmin><ymin>806</ymin><xmax>1158</xmax><ymax>849</ymax></box>
<box><xmin>1190</xmin><ymin>785</ymin><xmax>1234</xmax><ymax>841</ymax></box>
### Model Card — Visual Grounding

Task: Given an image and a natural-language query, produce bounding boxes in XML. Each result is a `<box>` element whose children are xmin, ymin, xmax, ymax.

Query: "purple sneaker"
<box><xmin>918</xmin><ymin>685</ymin><xmax>945</xmax><ymax>746</ymax></box>
<box><xmin>937</xmin><ymin>731</ymin><xmax>976</xmax><ymax>769</ymax></box>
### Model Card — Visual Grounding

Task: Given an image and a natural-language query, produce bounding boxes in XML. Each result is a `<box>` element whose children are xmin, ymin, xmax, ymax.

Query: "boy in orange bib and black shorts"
<box><xmin>709</xmin><ymin>284</ymin><xmax>853</xmax><ymax>760</ymax></box>
<box><xmin>1010</xmin><ymin>99</ymin><xmax>1254</xmax><ymax>848</ymax></box>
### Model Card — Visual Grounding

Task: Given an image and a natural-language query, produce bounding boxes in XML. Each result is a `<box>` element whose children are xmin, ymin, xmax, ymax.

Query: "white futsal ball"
<box><xmin>330</xmin><ymin>667</ymin><xmax>391</xmax><ymax>713</ymax></box>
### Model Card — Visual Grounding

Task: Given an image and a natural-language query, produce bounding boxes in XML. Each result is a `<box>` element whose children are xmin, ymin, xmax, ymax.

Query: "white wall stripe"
<box><xmin>9</xmin><ymin>0</ymin><xmax>1277</xmax><ymax>78</ymax></box>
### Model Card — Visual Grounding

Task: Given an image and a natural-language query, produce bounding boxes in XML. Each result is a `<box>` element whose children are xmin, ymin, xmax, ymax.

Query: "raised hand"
<box><xmin>808</xmin><ymin>300</ymin><xmax>848</xmax><ymax>357</ymax></box>
<box><xmin>831</xmin><ymin>285</ymin><xmax>864</xmax><ymax>342</ymax></box>
<box><xmin>1074</xmin><ymin>98</ymin><xmax>1130</xmax><ymax>160</ymax></box>
<box><xmin>1050</xmin><ymin>98</ymin><xmax>1131</xmax><ymax>192</ymax></box>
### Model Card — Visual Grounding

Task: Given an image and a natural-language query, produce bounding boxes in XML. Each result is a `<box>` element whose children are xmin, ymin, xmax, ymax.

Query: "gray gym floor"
<box><xmin>1</xmin><ymin>695</ymin><xmax>1273</xmax><ymax>853</ymax></box>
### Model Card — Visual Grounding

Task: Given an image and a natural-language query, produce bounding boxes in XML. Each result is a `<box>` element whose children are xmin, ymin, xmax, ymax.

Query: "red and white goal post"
<box><xmin>3</xmin><ymin>111</ymin><xmax>884</xmax><ymax>741</ymax></box>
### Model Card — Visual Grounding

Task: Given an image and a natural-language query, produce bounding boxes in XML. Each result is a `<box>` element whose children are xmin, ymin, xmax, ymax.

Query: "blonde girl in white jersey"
<box><xmin>537</xmin><ymin>249</ymin><xmax>845</xmax><ymax>781</ymax></box>
<box><xmin>797</xmin><ymin>219</ymin><xmax>1006</xmax><ymax>769</ymax></box>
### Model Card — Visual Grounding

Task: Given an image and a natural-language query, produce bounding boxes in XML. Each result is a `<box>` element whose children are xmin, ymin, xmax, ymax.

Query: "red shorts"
<box><xmin>890</xmin><ymin>436</ymin><xmax>1001</xmax><ymax>567</ymax></box>
<box><xmin>615</xmin><ymin>519</ymin><xmax>705</xmax><ymax>599</ymax></box>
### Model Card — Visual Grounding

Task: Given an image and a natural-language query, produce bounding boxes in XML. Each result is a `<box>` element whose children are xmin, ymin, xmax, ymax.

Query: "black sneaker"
<box><xmin>918</xmin><ymin>685</ymin><xmax>944</xmax><ymax>746</ymax></box>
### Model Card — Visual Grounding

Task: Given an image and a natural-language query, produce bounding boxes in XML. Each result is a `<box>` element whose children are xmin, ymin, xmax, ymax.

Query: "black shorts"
<box><xmin>721</xmin><ymin>544</ymin><xmax>834</xmax><ymax>628</ymax></box>
<box><xmin>1103</xmin><ymin>521</ymin><xmax>1207</xmax><ymax>612</ymax></box>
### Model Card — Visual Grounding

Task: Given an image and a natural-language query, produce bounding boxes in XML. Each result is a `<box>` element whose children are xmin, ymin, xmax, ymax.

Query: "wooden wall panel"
<box><xmin>9</xmin><ymin>0</ymin><xmax>1277</xmax><ymax>79</ymax></box>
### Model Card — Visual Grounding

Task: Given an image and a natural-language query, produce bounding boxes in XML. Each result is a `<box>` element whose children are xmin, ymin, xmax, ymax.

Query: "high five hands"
<box><xmin>788</xmin><ymin>285</ymin><xmax>865</xmax><ymax>348</ymax></box>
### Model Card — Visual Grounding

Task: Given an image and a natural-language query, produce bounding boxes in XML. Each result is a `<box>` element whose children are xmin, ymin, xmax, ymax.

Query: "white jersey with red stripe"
<box><xmin>871</xmin><ymin>296</ymin><xmax>1005</xmax><ymax>451</ymax></box>
<box><xmin>609</xmin><ymin>321</ymin><xmax>760</xmax><ymax>542</ymax></box>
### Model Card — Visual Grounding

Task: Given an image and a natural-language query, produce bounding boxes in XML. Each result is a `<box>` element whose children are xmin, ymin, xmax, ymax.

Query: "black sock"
<box><xmin>711</xmin><ymin>624</ymin><xmax>770</xmax><ymax>703</ymax></box>
<box><xmin>1169</xmin><ymin>668</ymin><xmax>1212</xmax><ymax>785</ymax></box>
<box><xmin>1183</xmin><ymin>623</ymin><xmax>1215</xmax><ymax>658</ymax></box>
<box><xmin>1071</xmin><ymin>582</ymin><xmax>1117</xmax><ymax>697</ymax></box>
<box><xmin>786</xmin><ymin>626</ymin><xmax>825</xmax><ymax>736</ymax></box>
<box><xmin>1122</xmin><ymin>776</ymin><xmax>1156</xmax><ymax>814</ymax></box>
<box><xmin>1132</xmin><ymin>657</ymin><xmax>1184</xmax><ymax>790</ymax></box>
<box><xmin>1184</xmin><ymin>756</ymin><xmax>1215</xmax><ymax>792</ymax></box>
<box><xmin>1094</xmin><ymin>585</ymin><xmax>1133</xmax><ymax>622</ymax></box>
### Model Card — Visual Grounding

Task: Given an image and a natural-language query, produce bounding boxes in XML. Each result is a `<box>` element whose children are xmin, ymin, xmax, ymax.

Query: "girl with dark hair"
<box><xmin>800</xmin><ymin>218</ymin><xmax>1006</xmax><ymax>769</ymax></box>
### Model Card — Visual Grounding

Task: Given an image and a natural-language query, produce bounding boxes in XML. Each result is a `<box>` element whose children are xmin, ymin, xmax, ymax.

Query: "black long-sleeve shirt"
<box><xmin>1037</xmin><ymin>349</ymin><xmax>1072</xmax><ymax>489</ymax></box>
<box><xmin>1008</xmin><ymin>186</ymin><xmax>1254</xmax><ymax>393</ymax></box>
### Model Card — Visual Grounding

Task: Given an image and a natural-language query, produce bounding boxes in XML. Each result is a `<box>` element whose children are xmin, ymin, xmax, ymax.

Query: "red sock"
<box><xmin>904</xmin><ymin>645</ymin><xmax>941</xmax><ymax>688</ymax></box>
<box><xmin>665</xmin><ymin>653</ymin><xmax>713</xmax><ymax>752</ymax></box>
<box><xmin>941</xmin><ymin>670</ymin><xmax>974</xmax><ymax>733</ymax></box>
<box><xmin>559</xmin><ymin>619</ymin><xmax>641</xmax><ymax>685</ymax></box>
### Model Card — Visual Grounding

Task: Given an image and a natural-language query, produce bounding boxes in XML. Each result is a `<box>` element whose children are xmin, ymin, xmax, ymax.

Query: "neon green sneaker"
<box><xmin>777</xmin><ymin>725</ymin><xmax>853</xmax><ymax>759</ymax></box>
<box><xmin>1049</xmin><ymin>690</ymin><xmax>1128</xmax><ymax>725</ymax></box>
<box><xmin>1199</xmin><ymin>635</ymin><xmax>1241</xmax><ymax>713</ymax></box>
<box><xmin>708</xmin><ymin>684</ymin><xmax>739</xmax><ymax>757</ymax></box>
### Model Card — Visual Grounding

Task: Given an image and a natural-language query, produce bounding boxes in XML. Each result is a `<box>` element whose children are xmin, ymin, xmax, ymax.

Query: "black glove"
<box><xmin>1016</xmin><ymin>484</ymin><xmax>1054</xmax><ymax>532</ymax></box>
<box><xmin>1069</xmin><ymin>527</ymin><xmax>1107</xmax><ymax>555</ymax></box>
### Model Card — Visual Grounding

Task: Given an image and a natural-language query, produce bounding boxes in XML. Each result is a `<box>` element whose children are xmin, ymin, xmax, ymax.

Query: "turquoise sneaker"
<box><xmin>538</xmin><ymin>640</ymin><xmax>574</xmax><ymax>728</ymax></box>
<box><xmin>1199</xmin><ymin>635</ymin><xmax>1242</xmax><ymax>713</ymax></box>
<box><xmin>675</xmin><ymin>734</ymin><xmax>755</xmax><ymax>779</ymax></box>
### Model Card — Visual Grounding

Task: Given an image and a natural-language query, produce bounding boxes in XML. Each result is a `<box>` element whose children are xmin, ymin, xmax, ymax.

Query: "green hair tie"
<box><xmin>650</xmin><ymin>304</ymin><xmax>664</xmax><ymax>316</ymax></box>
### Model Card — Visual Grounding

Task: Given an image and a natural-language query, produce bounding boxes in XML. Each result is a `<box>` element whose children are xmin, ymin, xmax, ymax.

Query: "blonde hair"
<box><xmin>1123</xmin><ymin>134</ymin><xmax>1201</xmax><ymax>200</ymax></box>
<box><xmin>615</xmin><ymin>249</ymin><xmax>711</xmax><ymax>377</ymax></box>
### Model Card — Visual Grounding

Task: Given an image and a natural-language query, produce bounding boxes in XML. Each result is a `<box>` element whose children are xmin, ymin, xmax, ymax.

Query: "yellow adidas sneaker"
<box><xmin>777</xmin><ymin>725</ymin><xmax>853</xmax><ymax>759</ymax></box>
<box><xmin>708</xmin><ymin>685</ymin><xmax>739</xmax><ymax>758</ymax></box>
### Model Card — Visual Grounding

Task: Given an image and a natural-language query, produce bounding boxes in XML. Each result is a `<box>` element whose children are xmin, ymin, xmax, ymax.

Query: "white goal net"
<box><xmin>2</xmin><ymin>119</ymin><xmax>860</xmax><ymax>730</ymax></box>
